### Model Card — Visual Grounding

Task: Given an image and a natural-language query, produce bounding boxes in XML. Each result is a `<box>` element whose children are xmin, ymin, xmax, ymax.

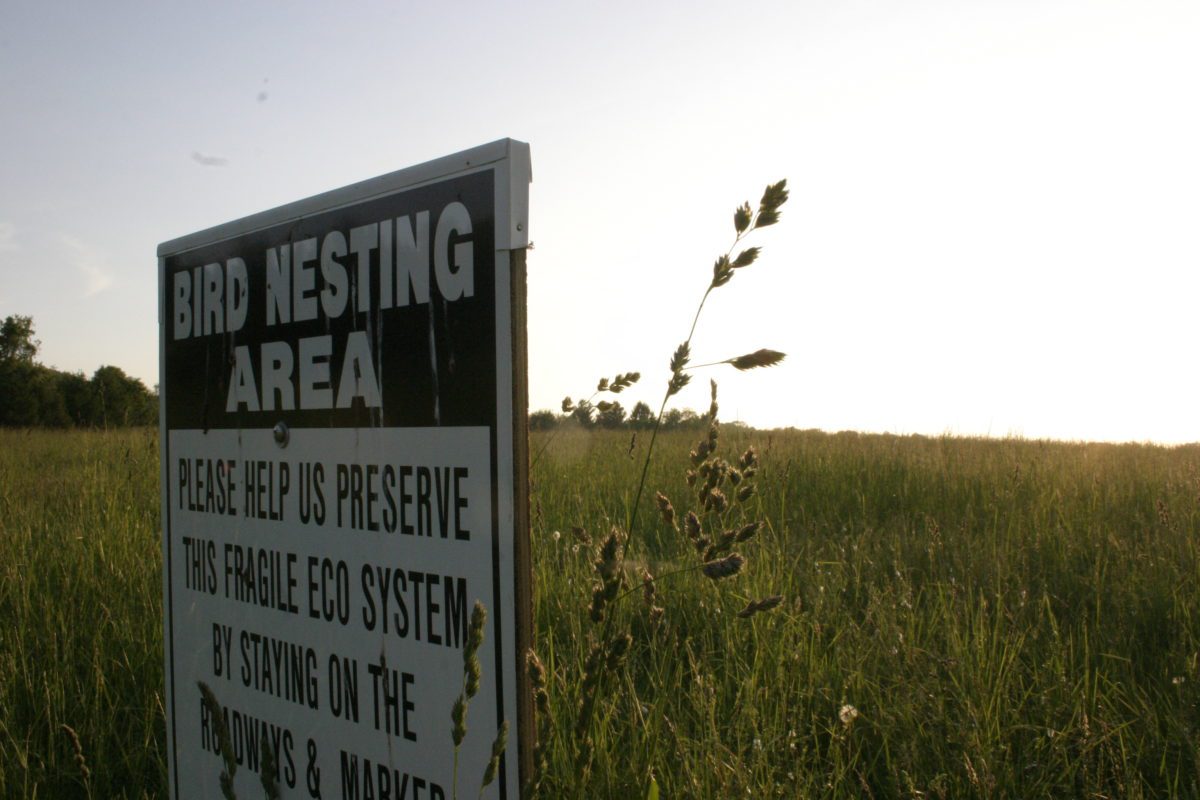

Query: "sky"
<box><xmin>1</xmin><ymin>0</ymin><xmax>1197</xmax><ymax>444</ymax></box>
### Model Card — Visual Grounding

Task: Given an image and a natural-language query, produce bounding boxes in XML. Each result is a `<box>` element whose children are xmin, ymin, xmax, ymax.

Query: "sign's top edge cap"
<box><xmin>157</xmin><ymin>138</ymin><xmax>530</xmax><ymax>257</ymax></box>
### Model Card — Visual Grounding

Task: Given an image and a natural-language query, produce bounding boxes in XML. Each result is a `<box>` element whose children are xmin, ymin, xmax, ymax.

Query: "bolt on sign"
<box><xmin>158</xmin><ymin>140</ymin><xmax>533</xmax><ymax>800</ymax></box>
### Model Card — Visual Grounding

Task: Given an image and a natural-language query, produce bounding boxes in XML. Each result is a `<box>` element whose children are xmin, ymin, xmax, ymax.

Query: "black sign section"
<box><xmin>162</xmin><ymin>169</ymin><xmax>495</xmax><ymax>431</ymax></box>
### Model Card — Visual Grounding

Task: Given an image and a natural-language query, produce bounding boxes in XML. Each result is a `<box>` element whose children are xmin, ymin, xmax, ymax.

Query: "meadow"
<box><xmin>2</xmin><ymin>426</ymin><xmax>1200</xmax><ymax>798</ymax></box>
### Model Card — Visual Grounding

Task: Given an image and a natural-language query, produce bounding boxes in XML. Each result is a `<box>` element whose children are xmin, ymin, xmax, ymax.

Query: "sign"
<box><xmin>158</xmin><ymin>140</ymin><xmax>532</xmax><ymax>800</ymax></box>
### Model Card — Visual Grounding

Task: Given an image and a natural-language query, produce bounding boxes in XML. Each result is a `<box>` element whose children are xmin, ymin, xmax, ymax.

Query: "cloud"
<box><xmin>191</xmin><ymin>151</ymin><xmax>229</xmax><ymax>167</ymax></box>
<box><xmin>60</xmin><ymin>235</ymin><xmax>114</xmax><ymax>297</ymax></box>
<box><xmin>0</xmin><ymin>221</ymin><xmax>17</xmax><ymax>251</ymax></box>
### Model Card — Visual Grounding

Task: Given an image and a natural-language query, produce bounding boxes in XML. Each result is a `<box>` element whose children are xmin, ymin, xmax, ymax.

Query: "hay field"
<box><xmin>3</xmin><ymin>427</ymin><xmax>1199</xmax><ymax>797</ymax></box>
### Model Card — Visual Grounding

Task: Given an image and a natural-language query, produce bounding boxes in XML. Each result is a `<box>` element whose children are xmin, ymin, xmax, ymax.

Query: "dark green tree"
<box><xmin>596</xmin><ymin>400</ymin><xmax>627</xmax><ymax>429</ymax></box>
<box><xmin>91</xmin><ymin>365</ymin><xmax>156</xmax><ymax>428</ymax></box>
<box><xmin>571</xmin><ymin>399</ymin><xmax>596</xmax><ymax>428</ymax></box>
<box><xmin>0</xmin><ymin>315</ymin><xmax>38</xmax><ymax>363</ymax></box>
<box><xmin>529</xmin><ymin>409</ymin><xmax>558</xmax><ymax>431</ymax></box>
<box><xmin>628</xmin><ymin>401</ymin><xmax>655</xmax><ymax>430</ymax></box>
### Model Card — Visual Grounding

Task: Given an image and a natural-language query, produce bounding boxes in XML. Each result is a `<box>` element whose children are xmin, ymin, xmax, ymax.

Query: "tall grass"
<box><xmin>3</xmin><ymin>427</ymin><xmax>1200</xmax><ymax>797</ymax></box>
<box><xmin>530</xmin><ymin>427</ymin><xmax>1200</xmax><ymax>798</ymax></box>
<box><xmin>0</xmin><ymin>428</ymin><xmax>164</xmax><ymax>798</ymax></box>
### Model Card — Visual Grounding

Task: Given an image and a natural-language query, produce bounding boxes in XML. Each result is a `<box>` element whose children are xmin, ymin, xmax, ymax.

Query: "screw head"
<box><xmin>273</xmin><ymin>421</ymin><xmax>289</xmax><ymax>447</ymax></box>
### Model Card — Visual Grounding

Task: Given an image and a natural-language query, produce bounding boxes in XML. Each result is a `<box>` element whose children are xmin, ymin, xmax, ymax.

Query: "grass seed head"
<box><xmin>259</xmin><ymin>727</ymin><xmax>281</xmax><ymax>799</ymax></box>
<box><xmin>734</xmin><ymin>201</ymin><xmax>752</xmax><ymax>234</ymax></box>
<box><xmin>596</xmin><ymin>529</ymin><xmax>622</xmax><ymax>580</ymax></box>
<box><xmin>737</xmin><ymin>594</ymin><xmax>784</xmax><ymax>618</ymax></box>
<box><xmin>669</xmin><ymin>341</ymin><xmax>691</xmax><ymax>373</ymax></box>
<box><xmin>589</xmin><ymin>584</ymin><xmax>606</xmax><ymax>623</ymax></box>
<box><xmin>607</xmin><ymin>371</ymin><xmax>640</xmax><ymax>393</ymax></box>
<box><xmin>451</xmin><ymin>695</ymin><xmax>467</xmax><ymax>746</ymax></box>
<box><xmin>481</xmin><ymin>720</ymin><xmax>509</xmax><ymax>789</ymax></box>
<box><xmin>732</xmin><ymin>246</ymin><xmax>760</xmax><ymax>268</ymax></box>
<box><xmin>727</xmin><ymin>348</ymin><xmax>787</xmax><ymax>371</ymax></box>
<box><xmin>668</xmin><ymin>371</ymin><xmax>692</xmax><ymax>396</ymax></box>
<box><xmin>465</xmin><ymin>657</ymin><xmax>482</xmax><ymax>699</ymax></box>
<box><xmin>461</xmin><ymin>601</ymin><xmax>487</xmax><ymax>700</ymax></box>
<box><xmin>712</xmin><ymin>254</ymin><xmax>734</xmax><ymax>288</ymax></box>
<box><xmin>703</xmin><ymin>529</ymin><xmax>738</xmax><ymax>561</ymax></box>
<box><xmin>526</xmin><ymin>649</ymin><xmax>546</xmax><ymax>689</ymax></box>
<box><xmin>736</xmin><ymin>521</ymin><xmax>761</xmax><ymax>542</ymax></box>
<box><xmin>655</xmin><ymin>492</ymin><xmax>676</xmax><ymax>528</ymax></box>
<box><xmin>702</xmin><ymin>552</ymin><xmax>746</xmax><ymax>580</ymax></box>
<box><xmin>467</xmin><ymin>601</ymin><xmax>487</xmax><ymax>655</ymax></box>
<box><xmin>704</xmin><ymin>487</ymin><xmax>729</xmax><ymax>514</ymax></box>
<box><xmin>60</xmin><ymin>724</ymin><xmax>90</xmax><ymax>783</ymax></box>
<box><xmin>198</xmin><ymin>681</ymin><xmax>237</xmax><ymax>781</ymax></box>
<box><xmin>754</xmin><ymin>179</ymin><xmax>789</xmax><ymax>229</ymax></box>
<box><xmin>606</xmin><ymin>633</ymin><xmax>633</xmax><ymax>668</ymax></box>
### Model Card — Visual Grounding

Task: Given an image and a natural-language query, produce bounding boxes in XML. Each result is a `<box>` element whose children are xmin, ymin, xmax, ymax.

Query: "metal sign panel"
<box><xmin>158</xmin><ymin>140</ymin><xmax>531</xmax><ymax>800</ymax></box>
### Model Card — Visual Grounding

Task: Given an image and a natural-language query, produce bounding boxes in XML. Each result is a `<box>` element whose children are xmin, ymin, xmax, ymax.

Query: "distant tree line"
<box><xmin>529</xmin><ymin>399</ymin><xmax>717</xmax><ymax>432</ymax></box>
<box><xmin>0</xmin><ymin>315</ymin><xmax>157</xmax><ymax>428</ymax></box>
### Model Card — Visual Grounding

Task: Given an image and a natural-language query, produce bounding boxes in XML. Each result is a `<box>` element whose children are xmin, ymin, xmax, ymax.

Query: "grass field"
<box><xmin>3</xmin><ymin>426</ymin><xmax>1200</xmax><ymax>798</ymax></box>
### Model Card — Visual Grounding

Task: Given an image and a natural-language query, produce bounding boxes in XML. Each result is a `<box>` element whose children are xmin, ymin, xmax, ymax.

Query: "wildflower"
<box><xmin>552</xmin><ymin>530</ymin><xmax>561</xmax><ymax>542</ymax></box>
<box><xmin>839</xmin><ymin>704</ymin><xmax>859</xmax><ymax>726</ymax></box>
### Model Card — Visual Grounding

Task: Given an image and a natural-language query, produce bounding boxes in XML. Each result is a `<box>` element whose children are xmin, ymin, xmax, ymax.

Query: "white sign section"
<box><xmin>158</xmin><ymin>140</ymin><xmax>532</xmax><ymax>800</ymax></box>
